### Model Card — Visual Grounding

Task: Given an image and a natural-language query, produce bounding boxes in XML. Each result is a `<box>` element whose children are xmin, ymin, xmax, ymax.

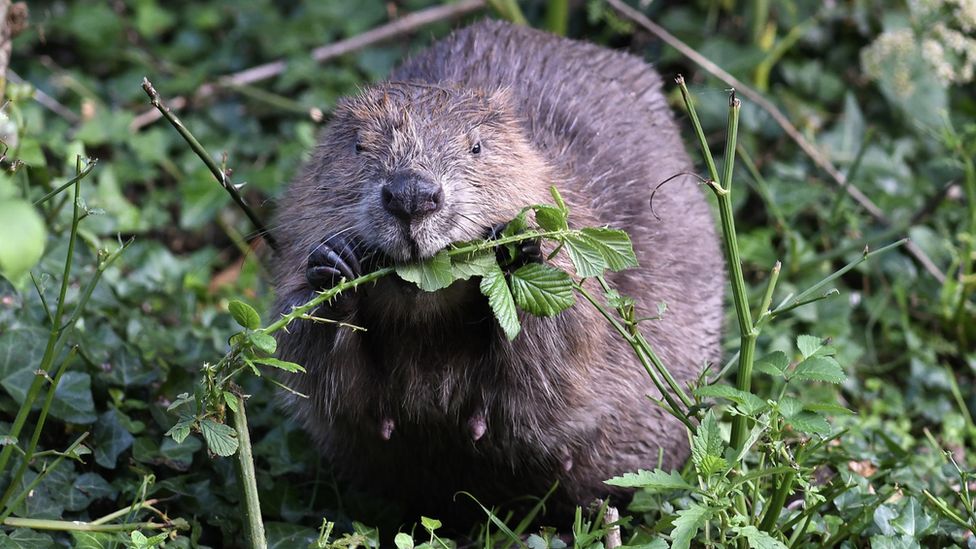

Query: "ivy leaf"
<box><xmin>394</xmin><ymin>533</ymin><xmax>415</xmax><ymax>549</ymax></box>
<box><xmin>733</xmin><ymin>525</ymin><xmax>788</xmax><ymax>549</ymax></box>
<box><xmin>754</xmin><ymin>351</ymin><xmax>789</xmax><ymax>377</ymax></box>
<box><xmin>50</xmin><ymin>372</ymin><xmax>97</xmax><ymax>424</ymax></box>
<box><xmin>252</xmin><ymin>357</ymin><xmax>305</xmax><ymax>373</ymax></box>
<box><xmin>564</xmin><ymin>235</ymin><xmax>607</xmax><ymax>278</ymax></box>
<box><xmin>533</xmin><ymin>205</ymin><xmax>568</xmax><ymax>231</ymax></box>
<box><xmin>248</xmin><ymin>331</ymin><xmax>277</xmax><ymax>356</ymax></box>
<box><xmin>480</xmin><ymin>264</ymin><xmax>520</xmax><ymax>340</ymax></box>
<box><xmin>200</xmin><ymin>419</ymin><xmax>239</xmax><ymax>457</ymax></box>
<box><xmin>788</xmin><ymin>411</ymin><xmax>831</xmax><ymax>436</ymax></box>
<box><xmin>891</xmin><ymin>497</ymin><xmax>935</xmax><ymax>537</ymax></box>
<box><xmin>796</xmin><ymin>334</ymin><xmax>824</xmax><ymax>359</ymax></box>
<box><xmin>93</xmin><ymin>409</ymin><xmax>135</xmax><ymax>469</ymax></box>
<box><xmin>670</xmin><ymin>503</ymin><xmax>712</xmax><ymax>549</ymax></box>
<box><xmin>580</xmin><ymin>227</ymin><xmax>638</xmax><ymax>271</ymax></box>
<box><xmin>604</xmin><ymin>469</ymin><xmax>695</xmax><ymax>492</ymax></box>
<box><xmin>509</xmin><ymin>264</ymin><xmax>575</xmax><ymax>317</ymax></box>
<box><xmin>791</xmin><ymin>357</ymin><xmax>846</xmax><ymax>384</ymax></box>
<box><xmin>420</xmin><ymin>516</ymin><xmax>442</xmax><ymax>533</ymax></box>
<box><xmin>450</xmin><ymin>250</ymin><xmax>496</xmax><ymax>280</ymax></box>
<box><xmin>228</xmin><ymin>300</ymin><xmax>261</xmax><ymax>330</ymax></box>
<box><xmin>395</xmin><ymin>250</ymin><xmax>454</xmax><ymax>292</ymax></box>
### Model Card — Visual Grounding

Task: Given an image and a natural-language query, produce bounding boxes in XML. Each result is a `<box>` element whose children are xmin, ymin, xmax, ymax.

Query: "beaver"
<box><xmin>270</xmin><ymin>20</ymin><xmax>723</xmax><ymax>521</ymax></box>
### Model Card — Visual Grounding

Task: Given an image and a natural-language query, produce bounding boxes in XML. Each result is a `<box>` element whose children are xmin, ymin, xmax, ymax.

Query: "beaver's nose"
<box><xmin>381</xmin><ymin>171</ymin><xmax>443</xmax><ymax>220</ymax></box>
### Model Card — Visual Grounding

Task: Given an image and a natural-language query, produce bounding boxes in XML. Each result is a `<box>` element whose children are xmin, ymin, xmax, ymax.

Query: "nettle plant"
<box><xmin>158</xmin><ymin>79</ymin><xmax>906</xmax><ymax>548</ymax></box>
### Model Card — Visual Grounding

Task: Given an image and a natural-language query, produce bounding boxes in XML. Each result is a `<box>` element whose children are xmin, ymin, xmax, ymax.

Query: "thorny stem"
<box><xmin>141</xmin><ymin>78</ymin><xmax>278</xmax><ymax>251</ymax></box>
<box><xmin>233</xmin><ymin>392</ymin><xmax>266</xmax><ymax>549</ymax></box>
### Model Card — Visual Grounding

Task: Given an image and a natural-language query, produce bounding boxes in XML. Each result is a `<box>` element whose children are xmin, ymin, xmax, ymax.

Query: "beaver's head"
<box><xmin>310</xmin><ymin>82</ymin><xmax>552</xmax><ymax>263</ymax></box>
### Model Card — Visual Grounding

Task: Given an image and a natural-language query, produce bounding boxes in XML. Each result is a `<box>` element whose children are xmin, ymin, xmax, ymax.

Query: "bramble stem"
<box><xmin>233</xmin><ymin>393</ymin><xmax>266</xmax><ymax>549</ymax></box>
<box><xmin>141</xmin><ymin>78</ymin><xmax>278</xmax><ymax>251</ymax></box>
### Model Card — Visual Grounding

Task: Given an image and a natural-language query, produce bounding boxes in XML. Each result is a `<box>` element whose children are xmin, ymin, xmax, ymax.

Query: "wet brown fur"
<box><xmin>271</xmin><ymin>20</ymin><xmax>724</xmax><ymax>520</ymax></box>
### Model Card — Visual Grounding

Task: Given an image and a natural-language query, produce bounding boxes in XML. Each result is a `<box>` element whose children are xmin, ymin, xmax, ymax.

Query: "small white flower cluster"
<box><xmin>862</xmin><ymin>0</ymin><xmax>976</xmax><ymax>91</ymax></box>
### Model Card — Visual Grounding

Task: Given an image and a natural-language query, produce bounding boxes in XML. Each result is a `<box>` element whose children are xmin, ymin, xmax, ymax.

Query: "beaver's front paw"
<box><xmin>486</xmin><ymin>222</ymin><xmax>544</xmax><ymax>270</ymax></box>
<box><xmin>306</xmin><ymin>234</ymin><xmax>363</xmax><ymax>291</ymax></box>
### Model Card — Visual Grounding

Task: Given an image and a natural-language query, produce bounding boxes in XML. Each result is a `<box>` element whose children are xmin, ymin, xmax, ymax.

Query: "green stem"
<box><xmin>759</xmin><ymin>470</ymin><xmax>795</xmax><ymax>532</ymax></box>
<box><xmin>0</xmin><ymin>433</ymin><xmax>89</xmax><ymax>522</ymax></box>
<box><xmin>90</xmin><ymin>499</ymin><xmax>163</xmax><ymax>526</ymax></box>
<box><xmin>33</xmin><ymin>158</ymin><xmax>97</xmax><ymax>206</ymax></box>
<box><xmin>1</xmin><ymin>516</ymin><xmax>171</xmax><ymax>532</ymax></box>
<box><xmin>0</xmin><ymin>174</ymin><xmax>83</xmax><ymax>481</ymax></box>
<box><xmin>233</xmin><ymin>393</ymin><xmax>267</xmax><ymax>549</ymax></box>
<box><xmin>544</xmin><ymin>0</ymin><xmax>569</xmax><ymax>35</ymax></box>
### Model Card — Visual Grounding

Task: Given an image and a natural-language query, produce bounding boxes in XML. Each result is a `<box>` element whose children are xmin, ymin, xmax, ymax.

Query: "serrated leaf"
<box><xmin>754</xmin><ymin>351</ymin><xmax>789</xmax><ymax>377</ymax></box>
<box><xmin>534</xmin><ymin>205</ymin><xmax>568</xmax><ymax>231</ymax></box>
<box><xmin>166</xmin><ymin>416</ymin><xmax>195</xmax><ymax>444</ymax></box>
<box><xmin>200</xmin><ymin>419</ymin><xmax>239</xmax><ymax>457</ymax></box>
<box><xmin>395</xmin><ymin>250</ymin><xmax>455</xmax><ymax>292</ymax></box>
<box><xmin>480</xmin><ymin>264</ymin><xmax>520</xmax><ymax>340</ymax></box>
<box><xmin>804</xmin><ymin>402</ymin><xmax>854</xmax><ymax>416</ymax></box>
<box><xmin>604</xmin><ymin>469</ymin><xmax>695</xmax><ymax>492</ymax></box>
<box><xmin>733</xmin><ymin>525</ymin><xmax>788</xmax><ymax>549</ymax></box>
<box><xmin>223</xmin><ymin>391</ymin><xmax>239</xmax><ymax>413</ymax></box>
<box><xmin>450</xmin><ymin>250</ymin><xmax>496</xmax><ymax>280</ymax></box>
<box><xmin>670</xmin><ymin>503</ymin><xmax>712</xmax><ymax>549</ymax></box>
<box><xmin>228</xmin><ymin>300</ymin><xmax>261</xmax><ymax>330</ymax></box>
<box><xmin>248</xmin><ymin>331</ymin><xmax>277</xmax><ymax>355</ymax></box>
<box><xmin>778</xmin><ymin>396</ymin><xmax>803</xmax><ymax>419</ymax></box>
<box><xmin>796</xmin><ymin>334</ymin><xmax>823</xmax><ymax>359</ymax></box>
<box><xmin>788</xmin><ymin>411</ymin><xmax>831</xmax><ymax>436</ymax></box>
<box><xmin>791</xmin><ymin>356</ymin><xmax>845</xmax><ymax>384</ymax></box>
<box><xmin>580</xmin><ymin>227</ymin><xmax>638</xmax><ymax>271</ymax></box>
<box><xmin>564</xmin><ymin>234</ymin><xmax>607</xmax><ymax>278</ymax></box>
<box><xmin>694</xmin><ymin>385</ymin><xmax>768</xmax><ymax>414</ymax></box>
<box><xmin>691</xmin><ymin>410</ymin><xmax>725</xmax><ymax>476</ymax></box>
<box><xmin>698</xmin><ymin>454</ymin><xmax>728</xmax><ymax>476</ymax></box>
<box><xmin>252</xmin><ymin>357</ymin><xmax>305</xmax><ymax>373</ymax></box>
<box><xmin>509</xmin><ymin>263</ymin><xmax>575</xmax><ymax>316</ymax></box>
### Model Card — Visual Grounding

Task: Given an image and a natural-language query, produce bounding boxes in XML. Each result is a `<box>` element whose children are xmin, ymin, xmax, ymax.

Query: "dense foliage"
<box><xmin>1</xmin><ymin>0</ymin><xmax>974</xmax><ymax>547</ymax></box>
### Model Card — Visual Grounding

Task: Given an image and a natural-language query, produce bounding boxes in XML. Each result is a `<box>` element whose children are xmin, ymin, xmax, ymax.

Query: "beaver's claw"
<box><xmin>487</xmin><ymin>222</ymin><xmax>544</xmax><ymax>269</ymax></box>
<box><xmin>306</xmin><ymin>234</ymin><xmax>363</xmax><ymax>291</ymax></box>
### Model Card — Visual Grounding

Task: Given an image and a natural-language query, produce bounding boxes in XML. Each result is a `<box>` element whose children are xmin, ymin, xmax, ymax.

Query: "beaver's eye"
<box><xmin>355</xmin><ymin>142</ymin><xmax>365</xmax><ymax>154</ymax></box>
<box><xmin>470</xmin><ymin>142</ymin><xmax>481</xmax><ymax>155</ymax></box>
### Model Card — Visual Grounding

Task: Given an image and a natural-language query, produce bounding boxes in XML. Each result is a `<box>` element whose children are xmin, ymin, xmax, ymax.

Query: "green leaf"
<box><xmin>70</xmin><ymin>532</ymin><xmax>117</xmax><ymax>549</ymax></box>
<box><xmin>252</xmin><ymin>357</ymin><xmax>305</xmax><ymax>373</ymax></box>
<box><xmin>395</xmin><ymin>250</ymin><xmax>455</xmax><ymax>292</ymax></box>
<box><xmin>754</xmin><ymin>351</ymin><xmax>789</xmax><ymax>377</ymax></box>
<box><xmin>228</xmin><ymin>300</ymin><xmax>261</xmax><ymax>330</ymax></box>
<box><xmin>694</xmin><ymin>384</ymin><xmax>768</xmax><ymax>414</ymax></box>
<box><xmin>394</xmin><ymin>533</ymin><xmax>415</xmax><ymax>549</ymax></box>
<box><xmin>50</xmin><ymin>372</ymin><xmax>97</xmax><ymax>424</ymax></box>
<box><xmin>778</xmin><ymin>396</ymin><xmax>803</xmax><ymax>418</ymax></box>
<box><xmin>788</xmin><ymin>411</ymin><xmax>831</xmax><ymax>436</ymax></box>
<box><xmin>165</xmin><ymin>415</ymin><xmax>195</xmax><ymax>444</ymax></box>
<box><xmin>564</xmin><ymin>234</ymin><xmax>607</xmax><ymax>278</ymax></box>
<box><xmin>670</xmin><ymin>503</ymin><xmax>712</xmax><ymax>549</ymax></box>
<box><xmin>891</xmin><ymin>497</ymin><xmax>934</xmax><ymax>537</ymax></box>
<box><xmin>480</xmin><ymin>264</ymin><xmax>520</xmax><ymax>340</ymax></box>
<box><xmin>533</xmin><ymin>205</ymin><xmax>568</xmax><ymax>231</ymax></box>
<box><xmin>248</xmin><ymin>331</ymin><xmax>278</xmax><ymax>355</ymax></box>
<box><xmin>691</xmin><ymin>410</ymin><xmax>725</xmax><ymax>476</ymax></box>
<box><xmin>200</xmin><ymin>419</ymin><xmax>239</xmax><ymax>457</ymax></box>
<box><xmin>804</xmin><ymin>402</ymin><xmax>854</xmax><ymax>416</ymax></box>
<box><xmin>733</xmin><ymin>525</ymin><xmax>788</xmax><ymax>549</ymax></box>
<box><xmin>509</xmin><ymin>263</ymin><xmax>575</xmax><ymax>317</ymax></box>
<box><xmin>604</xmin><ymin>469</ymin><xmax>695</xmax><ymax>492</ymax></box>
<box><xmin>796</xmin><ymin>334</ymin><xmax>823</xmax><ymax>359</ymax></box>
<box><xmin>580</xmin><ymin>227</ymin><xmax>638</xmax><ymax>271</ymax></box>
<box><xmin>791</xmin><ymin>356</ymin><xmax>845</xmax><ymax>384</ymax></box>
<box><xmin>0</xmin><ymin>199</ymin><xmax>47</xmax><ymax>287</ymax></box>
<box><xmin>420</xmin><ymin>516</ymin><xmax>442</xmax><ymax>532</ymax></box>
<box><xmin>93</xmin><ymin>409</ymin><xmax>135</xmax><ymax>469</ymax></box>
<box><xmin>450</xmin><ymin>250</ymin><xmax>496</xmax><ymax>280</ymax></box>
<box><xmin>0</xmin><ymin>528</ymin><xmax>55</xmax><ymax>548</ymax></box>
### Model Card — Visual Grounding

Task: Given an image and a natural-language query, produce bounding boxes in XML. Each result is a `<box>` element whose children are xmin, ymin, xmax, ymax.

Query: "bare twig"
<box><xmin>130</xmin><ymin>0</ymin><xmax>486</xmax><ymax>131</ymax></box>
<box><xmin>605</xmin><ymin>0</ymin><xmax>946</xmax><ymax>283</ymax></box>
<box><xmin>141</xmin><ymin>77</ymin><xmax>278</xmax><ymax>251</ymax></box>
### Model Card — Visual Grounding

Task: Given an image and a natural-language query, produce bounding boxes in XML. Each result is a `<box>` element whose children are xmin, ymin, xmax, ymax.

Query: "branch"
<box><xmin>604</xmin><ymin>0</ymin><xmax>946</xmax><ymax>283</ymax></box>
<box><xmin>130</xmin><ymin>0</ymin><xmax>486</xmax><ymax>131</ymax></box>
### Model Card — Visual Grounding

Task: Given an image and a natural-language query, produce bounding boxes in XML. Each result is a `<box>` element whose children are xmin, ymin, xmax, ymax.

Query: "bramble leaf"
<box><xmin>450</xmin><ymin>250</ymin><xmax>496</xmax><ymax>280</ymax></box>
<box><xmin>252</xmin><ymin>357</ymin><xmax>305</xmax><ymax>373</ymax></box>
<box><xmin>200</xmin><ymin>419</ymin><xmax>239</xmax><ymax>457</ymax></box>
<box><xmin>248</xmin><ymin>331</ymin><xmax>277</xmax><ymax>355</ymax></box>
<box><xmin>754</xmin><ymin>351</ymin><xmax>789</xmax><ymax>377</ymax></box>
<box><xmin>564</xmin><ymin>234</ymin><xmax>607</xmax><ymax>278</ymax></box>
<box><xmin>791</xmin><ymin>356</ymin><xmax>846</xmax><ymax>384</ymax></box>
<box><xmin>788</xmin><ymin>411</ymin><xmax>831</xmax><ymax>436</ymax></box>
<box><xmin>580</xmin><ymin>227</ymin><xmax>638</xmax><ymax>271</ymax></box>
<box><xmin>480</xmin><ymin>264</ymin><xmax>520</xmax><ymax>340</ymax></box>
<box><xmin>796</xmin><ymin>334</ymin><xmax>824</xmax><ymax>359</ymax></box>
<box><xmin>534</xmin><ymin>205</ymin><xmax>568</xmax><ymax>231</ymax></box>
<box><xmin>509</xmin><ymin>264</ymin><xmax>575</xmax><ymax>316</ymax></box>
<box><xmin>228</xmin><ymin>300</ymin><xmax>261</xmax><ymax>330</ymax></box>
<box><xmin>694</xmin><ymin>384</ymin><xmax>768</xmax><ymax>414</ymax></box>
<box><xmin>396</xmin><ymin>250</ymin><xmax>454</xmax><ymax>292</ymax></box>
